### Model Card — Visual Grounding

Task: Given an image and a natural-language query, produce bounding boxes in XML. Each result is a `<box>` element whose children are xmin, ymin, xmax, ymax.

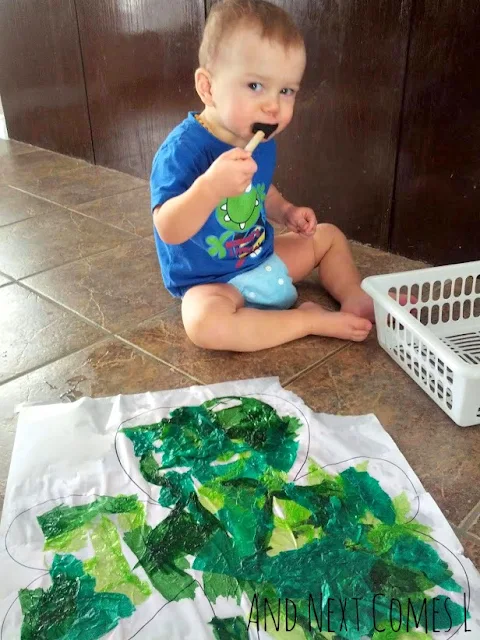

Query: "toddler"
<box><xmin>151</xmin><ymin>0</ymin><xmax>374</xmax><ymax>352</ymax></box>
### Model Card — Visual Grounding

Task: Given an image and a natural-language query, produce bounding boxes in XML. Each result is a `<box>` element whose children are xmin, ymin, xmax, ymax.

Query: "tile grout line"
<box><xmin>0</xmin><ymin>300</ymin><xmax>195</xmax><ymax>390</ymax></box>
<box><xmin>0</xmin><ymin>201</ymin><xmax>143</xmax><ymax>238</ymax></box>
<box><xmin>15</xmin><ymin>278</ymin><xmax>180</xmax><ymax>340</ymax></box>
<box><xmin>67</xmin><ymin>185</ymin><xmax>148</xmax><ymax>209</ymax></box>
<box><xmin>452</xmin><ymin>524</ymin><xmax>480</xmax><ymax>545</ymax></box>
<box><xmin>7</xmin><ymin>181</ymin><xmax>146</xmax><ymax>213</ymax></box>
<box><xmin>2</xmin><ymin>182</ymin><xmax>150</xmax><ymax>238</ymax></box>
<box><xmin>10</xmin><ymin>236</ymin><xmax>142</xmax><ymax>283</ymax></box>
<box><xmin>5</xmin><ymin>147</ymin><xmax>148</xmax><ymax>180</ymax></box>
<box><xmin>112</xmin><ymin>333</ymin><xmax>206</xmax><ymax>386</ymax></box>
<box><xmin>13</xmin><ymin>279</ymin><xmax>119</xmax><ymax>335</ymax></box>
<box><xmin>282</xmin><ymin>342</ymin><xmax>352</xmax><ymax>387</ymax></box>
<box><xmin>6</xmin><ymin>182</ymin><xmax>146</xmax><ymax>238</ymax></box>
<box><xmin>4</xmin><ymin>168</ymin><xmax>93</xmax><ymax>193</ymax></box>
<box><xmin>0</xmin><ymin>338</ymin><xmax>109</xmax><ymax>387</ymax></box>
<box><xmin>458</xmin><ymin>499</ymin><xmax>480</xmax><ymax>531</ymax></box>
<box><xmin>6</xmin><ymin>277</ymin><xmax>193</xmax><ymax>387</ymax></box>
<box><xmin>64</xmin><ymin>207</ymin><xmax>150</xmax><ymax>239</ymax></box>
<box><xmin>0</xmin><ymin>215</ymin><xmax>58</xmax><ymax>231</ymax></box>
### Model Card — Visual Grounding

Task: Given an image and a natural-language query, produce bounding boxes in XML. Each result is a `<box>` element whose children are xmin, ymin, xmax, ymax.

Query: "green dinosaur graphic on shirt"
<box><xmin>206</xmin><ymin>183</ymin><xmax>267</xmax><ymax>260</ymax></box>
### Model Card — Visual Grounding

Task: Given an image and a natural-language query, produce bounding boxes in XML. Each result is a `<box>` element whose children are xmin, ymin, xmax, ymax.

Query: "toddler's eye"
<box><xmin>280</xmin><ymin>88</ymin><xmax>295</xmax><ymax>96</ymax></box>
<box><xmin>248</xmin><ymin>82</ymin><xmax>263</xmax><ymax>92</ymax></box>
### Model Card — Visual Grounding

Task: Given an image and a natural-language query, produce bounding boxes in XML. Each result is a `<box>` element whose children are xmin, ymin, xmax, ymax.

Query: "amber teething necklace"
<box><xmin>195</xmin><ymin>113</ymin><xmax>212</xmax><ymax>134</ymax></box>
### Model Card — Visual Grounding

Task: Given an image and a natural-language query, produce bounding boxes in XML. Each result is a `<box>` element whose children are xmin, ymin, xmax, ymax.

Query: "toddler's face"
<box><xmin>209</xmin><ymin>27</ymin><xmax>306</xmax><ymax>145</ymax></box>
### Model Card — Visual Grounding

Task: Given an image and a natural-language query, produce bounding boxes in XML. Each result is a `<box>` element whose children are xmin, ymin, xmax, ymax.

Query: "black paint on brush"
<box><xmin>251</xmin><ymin>123</ymin><xmax>278</xmax><ymax>139</ymax></box>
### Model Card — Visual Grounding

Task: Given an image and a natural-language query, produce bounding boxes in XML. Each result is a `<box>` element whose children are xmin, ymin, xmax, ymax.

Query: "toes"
<box><xmin>351</xmin><ymin>334</ymin><xmax>368</xmax><ymax>342</ymax></box>
<box><xmin>351</xmin><ymin>329</ymin><xmax>371</xmax><ymax>342</ymax></box>
<box><xmin>350</xmin><ymin>317</ymin><xmax>372</xmax><ymax>341</ymax></box>
<box><xmin>353</xmin><ymin>318</ymin><xmax>372</xmax><ymax>331</ymax></box>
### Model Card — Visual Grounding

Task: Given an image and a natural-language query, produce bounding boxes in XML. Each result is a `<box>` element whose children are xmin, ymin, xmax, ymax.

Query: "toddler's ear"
<box><xmin>195</xmin><ymin>68</ymin><xmax>214</xmax><ymax>107</ymax></box>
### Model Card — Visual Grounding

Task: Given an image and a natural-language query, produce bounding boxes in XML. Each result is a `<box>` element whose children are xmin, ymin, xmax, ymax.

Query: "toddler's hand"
<box><xmin>284</xmin><ymin>206</ymin><xmax>317</xmax><ymax>236</ymax></box>
<box><xmin>203</xmin><ymin>148</ymin><xmax>258</xmax><ymax>200</ymax></box>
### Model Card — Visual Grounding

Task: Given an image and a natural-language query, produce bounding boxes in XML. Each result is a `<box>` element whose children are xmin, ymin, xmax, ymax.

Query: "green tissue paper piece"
<box><xmin>370</xmin><ymin>558</ymin><xmax>436</xmax><ymax>598</ymax></box>
<box><xmin>210</xmin><ymin>615</ymin><xmax>249</xmax><ymax>640</ymax></box>
<box><xmin>19</xmin><ymin>554</ymin><xmax>134</xmax><ymax>640</ymax></box>
<box><xmin>275</xmin><ymin>498</ymin><xmax>312</xmax><ymax>527</ymax></box>
<box><xmin>368</xmin><ymin>522</ymin><xmax>431</xmax><ymax>555</ymax></box>
<box><xmin>124</xmin><ymin>506</ymin><xmax>219</xmax><ymax>601</ymax></box>
<box><xmin>38</xmin><ymin>495</ymin><xmax>141</xmax><ymax>541</ymax></box>
<box><xmin>268</xmin><ymin>497</ymin><xmax>322</xmax><ymax>555</ymax></box>
<box><xmin>393</xmin><ymin>493</ymin><xmax>413</xmax><ymax>523</ymax></box>
<box><xmin>83</xmin><ymin>517</ymin><xmax>151</xmax><ymax>604</ymax></box>
<box><xmin>269</xmin><ymin>621</ymin><xmax>308</xmax><ymax>640</ymax></box>
<box><xmin>117</xmin><ymin>501</ymin><xmax>146</xmax><ymax>531</ymax></box>
<box><xmin>124</xmin><ymin>523</ymin><xmax>197</xmax><ymax>601</ymax></box>
<box><xmin>360</xmin><ymin>511</ymin><xmax>382</xmax><ymax>527</ymax></box>
<box><xmin>123</xmin><ymin>397</ymin><xmax>300</xmax><ymax>491</ymax></box>
<box><xmin>44</xmin><ymin>502</ymin><xmax>147</xmax><ymax>553</ymax></box>
<box><xmin>389</xmin><ymin>537</ymin><xmax>461</xmax><ymax>592</ymax></box>
<box><xmin>341</xmin><ymin>467</ymin><xmax>396</xmax><ymax>525</ymax></box>
<box><xmin>198</xmin><ymin>484</ymin><xmax>225</xmax><ymax>514</ymax></box>
<box><xmin>203</xmin><ymin>572</ymin><xmax>242</xmax><ymax>604</ymax></box>
<box><xmin>355</xmin><ymin>460</ymin><xmax>370</xmax><ymax>472</ymax></box>
<box><xmin>305</xmin><ymin>459</ymin><xmax>344</xmax><ymax>492</ymax></box>
<box><xmin>268</xmin><ymin>517</ymin><xmax>298</xmax><ymax>556</ymax></box>
<box><xmin>213</xmin><ymin>478</ymin><xmax>273</xmax><ymax>558</ymax></box>
<box><xmin>44</xmin><ymin>525</ymin><xmax>90</xmax><ymax>553</ymax></box>
<box><xmin>193</xmin><ymin>528</ymin><xmax>242</xmax><ymax>576</ymax></box>
<box><xmin>372</xmin><ymin>626</ymin><xmax>431</xmax><ymax>640</ymax></box>
<box><xmin>124</xmin><ymin>422</ymin><xmax>163</xmax><ymax>457</ymax></box>
<box><xmin>260</xmin><ymin>467</ymin><xmax>288</xmax><ymax>492</ymax></box>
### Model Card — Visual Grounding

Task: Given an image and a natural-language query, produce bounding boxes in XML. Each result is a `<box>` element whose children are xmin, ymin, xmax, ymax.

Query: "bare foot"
<box><xmin>299</xmin><ymin>302</ymin><xmax>372</xmax><ymax>342</ymax></box>
<box><xmin>341</xmin><ymin>289</ymin><xmax>375</xmax><ymax>323</ymax></box>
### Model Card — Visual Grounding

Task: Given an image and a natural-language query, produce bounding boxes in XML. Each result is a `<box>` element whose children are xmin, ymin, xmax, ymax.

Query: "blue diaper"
<box><xmin>228</xmin><ymin>253</ymin><xmax>298</xmax><ymax>310</ymax></box>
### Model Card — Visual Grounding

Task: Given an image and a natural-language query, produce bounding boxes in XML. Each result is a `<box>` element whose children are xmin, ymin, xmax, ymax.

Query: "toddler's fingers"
<box><xmin>299</xmin><ymin>222</ymin><xmax>315</xmax><ymax>237</ymax></box>
<box><xmin>242</xmin><ymin>158</ymin><xmax>258</xmax><ymax>174</ymax></box>
<box><xmin>225</xmin><ymin>147</ymin><xmax>252</xmax><ymax>161</ymax></box>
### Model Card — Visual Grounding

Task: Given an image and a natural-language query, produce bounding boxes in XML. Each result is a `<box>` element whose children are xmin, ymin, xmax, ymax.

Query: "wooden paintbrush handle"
<box><xmin>244</xmin><ymin>130</ymin><xmax>265</xmax><ymax>153</ymax></box>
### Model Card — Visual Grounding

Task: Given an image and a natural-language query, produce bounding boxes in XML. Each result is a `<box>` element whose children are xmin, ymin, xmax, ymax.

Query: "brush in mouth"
<box><xmin>251</xmin><ymin>123</ymin><xmax>278</xmax><ymax>139</ymax></box>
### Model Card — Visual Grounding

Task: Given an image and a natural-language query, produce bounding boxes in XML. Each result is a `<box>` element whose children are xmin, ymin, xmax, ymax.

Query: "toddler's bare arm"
<box><xmin>154</xmin><ymin>148</ymin><xmax>257</xmax><ymax>245</ymax></box>
<box><xmin>153</xmin><ymin>176</ymin><xmax>219</xmax><ymax>245</ymax></box>
<box><xmin>264</xmin><ymin>185</ymin><xmax>295</xmax><ymax>225</ymax></box>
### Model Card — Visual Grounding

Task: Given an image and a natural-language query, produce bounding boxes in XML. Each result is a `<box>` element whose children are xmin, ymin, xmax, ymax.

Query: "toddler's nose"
<box><xmin>262</xmin><ymin>98</ymin><xmax>280</xmax><ymax>118</ymax></box>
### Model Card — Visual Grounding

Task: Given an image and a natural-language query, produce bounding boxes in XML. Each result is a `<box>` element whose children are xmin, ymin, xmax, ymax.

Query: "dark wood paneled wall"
<box><xmin>272</xmin><ymin>0</ymin><xmax>412</xmax><ymax>247</ymax></box>
<box><xmin>391</xmin><ymin>0</ymin><xmax>480</xmax><ymax>264</ymax></box>
<box><xmin>75</xmin><ymin>0</ymin><xmax>205</xmax><ymax>178</ymax></box>
<box><xmin>0</xmin><ymin>0</ymin><xmax>93</xmax><ymax>161</ymax></box>
<box><xmin>2</xmin><ymin>0</ymin><xmax>479</xmax><ymax>263</ymax></box>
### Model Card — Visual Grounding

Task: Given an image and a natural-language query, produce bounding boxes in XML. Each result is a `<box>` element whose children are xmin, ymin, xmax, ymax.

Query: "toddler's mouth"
<box><xmin>251</xmin><ymin>123</ymin><xmax>278</xmax><ymax>139</ymax></box>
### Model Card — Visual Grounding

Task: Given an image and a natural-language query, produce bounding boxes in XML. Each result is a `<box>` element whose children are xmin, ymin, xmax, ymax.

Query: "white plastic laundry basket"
<box><xmin>361</xmin><ymin>261</ymin><xmax>480</xmax><ymax>427</ymax></box>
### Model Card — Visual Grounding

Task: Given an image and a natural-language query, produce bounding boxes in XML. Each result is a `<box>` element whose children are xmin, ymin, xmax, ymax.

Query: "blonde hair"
<box><xmin>199</xmin><ymin>0</ymin><xmax>304</xmax><ymax>69</ymax></box>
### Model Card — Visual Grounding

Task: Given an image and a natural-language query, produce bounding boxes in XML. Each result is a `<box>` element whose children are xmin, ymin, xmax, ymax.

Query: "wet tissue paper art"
<box><xmin>0</xmin><ymin>377</ymin><xmax>479</xmax><ymax>639</ymax></box>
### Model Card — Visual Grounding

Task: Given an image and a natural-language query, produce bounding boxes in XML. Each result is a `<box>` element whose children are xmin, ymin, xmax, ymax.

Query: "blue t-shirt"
<box><xmin>150</xmin><ymin>112</ymin><xmax>276</xmax><ymax>297</ymax></box>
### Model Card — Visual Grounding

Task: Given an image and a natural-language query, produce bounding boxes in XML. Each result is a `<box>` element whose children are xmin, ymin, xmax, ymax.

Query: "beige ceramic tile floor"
<box><xmin>0</xmin><ymin>138</ymin><xmax>479</xmax><ymax>568</ymax></box>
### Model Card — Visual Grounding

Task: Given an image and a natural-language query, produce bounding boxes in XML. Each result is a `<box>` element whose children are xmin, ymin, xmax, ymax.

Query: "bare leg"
<box><xmin>275</xmin><ymin>224</ymin><xmax>375</xmax><ymax>322</ymax></box>
<box><xmin>182</xmin><ymin>282</ymin><xmax>371</xmax><ymax>353</ymax></box>
<box><xmin>316</xmin><ymin>226</ymin><xmax>375</xmax><ymax>322</ymax></box>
